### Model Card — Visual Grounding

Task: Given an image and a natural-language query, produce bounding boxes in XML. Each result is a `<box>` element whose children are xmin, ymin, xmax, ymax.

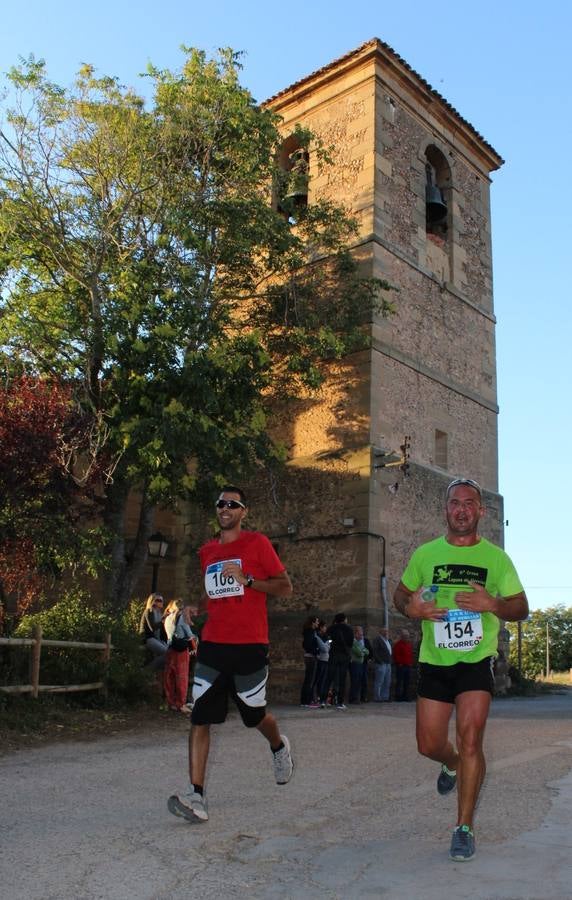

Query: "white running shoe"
<box><xmin>167</xmin><ymin>789</ymin><xmax>208</xmax><ymax>822</ymax></box>
<box><xmin>272</xmin><ymin>734</ymin><xmax>293</xmax><ymax>785</ymax></box>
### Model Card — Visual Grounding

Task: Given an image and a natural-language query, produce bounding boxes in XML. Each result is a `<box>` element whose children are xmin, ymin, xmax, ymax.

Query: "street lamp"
<box><xmin>147</xmin><ymin>531</ymin><xmax>169</xmax><ymax>592</ymax></box>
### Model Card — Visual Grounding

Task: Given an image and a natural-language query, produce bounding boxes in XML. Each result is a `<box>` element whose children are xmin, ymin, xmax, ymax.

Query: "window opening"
<box><xmin>434</xmin><ymin>430</ymin><xmax>448</xmax><ymax>469</ymax></box>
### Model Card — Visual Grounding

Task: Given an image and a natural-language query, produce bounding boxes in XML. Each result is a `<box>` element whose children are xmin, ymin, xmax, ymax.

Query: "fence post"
<box><xmin>31</xmin><ymin>624</ymin><xmax>42</xmax><ymax>698</ymax></box>
<box><xmin>101</xmin><ymin>632</ymin><xmax>112</xmax><ymax>700</ymax></box>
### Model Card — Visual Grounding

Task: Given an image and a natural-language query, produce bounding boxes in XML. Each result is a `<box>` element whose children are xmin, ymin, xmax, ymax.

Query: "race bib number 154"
<box><xmin>205</xmin><ymin>559</ymin><xmax>244</xmax><ymax>600</ymax></box>
<box><xmin>434</xmin><ymin>609</ymin><xmax>483</xmax><ymax>652</ymax></box>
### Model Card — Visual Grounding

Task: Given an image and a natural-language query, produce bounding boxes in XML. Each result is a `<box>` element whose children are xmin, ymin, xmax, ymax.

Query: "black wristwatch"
<box><xmin>245</xmin><ymin>574</ymin><xmax>254</xmax><ymax>588</ymax></box>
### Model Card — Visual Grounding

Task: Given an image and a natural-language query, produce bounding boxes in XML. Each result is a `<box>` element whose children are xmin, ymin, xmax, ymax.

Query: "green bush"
<box><xmin>12</xmin><ymin>591</ymin><xmax>153</xmax><ymax>703</ymax></box>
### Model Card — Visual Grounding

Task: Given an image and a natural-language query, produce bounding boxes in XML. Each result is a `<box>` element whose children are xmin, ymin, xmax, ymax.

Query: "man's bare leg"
<box><xmin>189</xmin><ymin>723</ymin><xmax>210</xmax><ymax>787</ymax></box>
<box><xmin>416</xmin><ymin>697</ymin><xmax>459</xmax><ymax>770</ymax></box>
<box><xmin>454</xmin><ymin>690</ymin><xmax>490</xmax><ymax>827</ymax></box>
<box><xmin>256</xmin><ymin>711</ymin><xmax>282</xmax><ymax>750</ymax></box>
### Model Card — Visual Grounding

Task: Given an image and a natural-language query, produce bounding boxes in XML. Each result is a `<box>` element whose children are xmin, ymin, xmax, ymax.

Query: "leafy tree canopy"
<box><xmin>507</xmin><ymin>606</ymin><xmax>572</xmax><ymax>678</ymax></box>
<box><xmin>0</xmin><ymin>48</ymin><xmax>395</xmax><ymax>608</ymax></box>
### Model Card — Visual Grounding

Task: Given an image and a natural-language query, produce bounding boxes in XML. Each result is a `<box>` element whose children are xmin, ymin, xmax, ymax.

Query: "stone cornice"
<box><xmin>265</xmin><ymin>38</ymin><xmax>504</xmax><ymax>174</ymax></box>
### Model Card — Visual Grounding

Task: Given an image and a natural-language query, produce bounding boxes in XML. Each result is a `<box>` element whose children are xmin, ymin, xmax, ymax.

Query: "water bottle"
<box><xmin>421</xmin><ymin>584</ymin><xmax>438</xmax><ymax>602</ymax></box>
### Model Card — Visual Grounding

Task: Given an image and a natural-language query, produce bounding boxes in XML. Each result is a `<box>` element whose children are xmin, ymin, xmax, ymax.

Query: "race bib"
<box><xmin>205</xmin><ymin>559</ymin><xmax>244</xmax><ymax>600</ymax></box>
<box><xmin>434</xmin><ymin>609</ymin><xmax>483</xmax><ymax>652</ymax></box>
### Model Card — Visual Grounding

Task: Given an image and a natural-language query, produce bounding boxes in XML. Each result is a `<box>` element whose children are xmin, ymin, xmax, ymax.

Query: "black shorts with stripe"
<box><xmin>191</xmin><ymin>641</ymin><xmax>268</xmax><ymax>727</ymax></box>
<box><xmin>417</xmin><ymin>656</ymin><xmax>495</xmax><ymax>704</ymax></box>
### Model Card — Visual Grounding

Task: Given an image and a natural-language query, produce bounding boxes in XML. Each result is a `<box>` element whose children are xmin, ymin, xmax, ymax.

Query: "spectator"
<box><xmin>349</xmin><ymin>625</ymin><xmax>369</xmax><ymax>703</ymax></box>
<box><xmin>300</xmin><ymin>615</ymin><xmax>320</xmax><ymax>707</ymax></box>
<box><xmin>372</xmin><ymin>626</ymin><xmax>393</xmax><ymax>702</ymax></box>
<box><xmin>393</xmin><ymin>629</ymin><xmax>414</xmax><ymax>701</ymax></box>
<box><xmin>138</xmin><ymin>593</ymin><xmax>168</xmax><ymax>670</ymax></box>
<box><xmin>362</xmin><ymin>627</ymin><xmax>373</xmax><ymax>702</ymax></box>
<box><xmin>327</xmin><ymin>613</ymin><xmax>354</xmax><ymax>709</ymax></box>
<box><xmin>313</xmin><ymin>620</ymin><xmax>331</xmax><ymax>707</ymax></box>
<box><xmin>163</xmin><ymin>600</ymin><xmax>198</xmax><ymax>714</ymax></box>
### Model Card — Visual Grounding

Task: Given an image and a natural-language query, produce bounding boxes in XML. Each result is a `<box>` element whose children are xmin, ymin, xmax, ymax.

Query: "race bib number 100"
<box><xmin>434</xmin><ymin>609</ymin><xmax>483</xmax><ymax>652</ymax></box>
<box><xmin>205</xmin><ymin>559</ymin><xmax>244</xmax><ymax>600</ymax></box>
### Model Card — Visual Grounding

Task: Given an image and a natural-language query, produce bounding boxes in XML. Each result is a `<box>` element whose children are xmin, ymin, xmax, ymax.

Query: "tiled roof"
<box><xmin>265</xmin><ymin>38</ymin><xmax>503</xmax><ymax>166</ymax></box>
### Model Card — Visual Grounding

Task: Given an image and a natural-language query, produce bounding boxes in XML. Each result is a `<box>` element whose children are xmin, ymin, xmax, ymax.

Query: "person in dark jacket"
<box><xmin>326</xmin><ymin>613</ymin><xmax>354</xmax><ymax>709</ymax></box>
<box><xmin>300</xmin><ymin>615</ymin><xmax>319</xmax><ymax>707</ymax></box>
<box><xmin>371</xmin><ymin>626</ymin><xmax>393</xmax><ymax>701</ymax></box>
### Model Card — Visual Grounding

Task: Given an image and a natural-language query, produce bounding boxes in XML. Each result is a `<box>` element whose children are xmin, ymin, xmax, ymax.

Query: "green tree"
<box><xmin>0</xmin><ymin>48</ymin><xmax>394</xmax><ymax>611</ymax></box>
<box><xmin>507</xmin><ymin>606</ymin><xmax>572</xmax><ymax>678</ymax></box>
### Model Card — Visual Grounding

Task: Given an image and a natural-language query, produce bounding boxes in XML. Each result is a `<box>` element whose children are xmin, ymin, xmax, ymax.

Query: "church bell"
<box><xmin>425</xmin><ymin>164</ymin><xmax>447</xmax><ymax>223</ymax></box>
<box><xmin>283</xmin><ymin>148</ymin><xmax>310</xmax><ymax>207</ymax></box>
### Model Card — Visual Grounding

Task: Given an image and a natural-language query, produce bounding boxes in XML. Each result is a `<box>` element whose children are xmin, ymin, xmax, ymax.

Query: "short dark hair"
<box><xmin>219</xmin><ymin>484</ymin><xmax>247</xmax><ymax>505</ymax></box>
<box><xmin>333</xmin><ymin>612</ymin><xmax>347</xmax><ymax>624</ymax></box>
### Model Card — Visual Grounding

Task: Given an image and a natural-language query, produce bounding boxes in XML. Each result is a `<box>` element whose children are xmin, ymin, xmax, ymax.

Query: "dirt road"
<box><xmin>2</xmin><ymin>692</ymin><xmax>572</xmax><ymax>899</ymax></box>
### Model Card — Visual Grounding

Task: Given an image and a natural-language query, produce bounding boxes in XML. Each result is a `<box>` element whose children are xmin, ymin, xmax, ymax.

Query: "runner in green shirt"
<box><xmin>394</xmin><ymin>478</ymin><xmax>528</xmax><ymax>862</ymax></box>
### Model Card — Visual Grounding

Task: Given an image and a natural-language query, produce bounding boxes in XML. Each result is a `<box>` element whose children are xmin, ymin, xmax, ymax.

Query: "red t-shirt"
<box><xmin>199</xmin><ymin>530</ymin><xmax>286</xmax><ymax>644</ymax></box>
<box><xmin>393</xmin><ymin>639</ymin><xmax>413</xmax><ymax>666</ymax></box>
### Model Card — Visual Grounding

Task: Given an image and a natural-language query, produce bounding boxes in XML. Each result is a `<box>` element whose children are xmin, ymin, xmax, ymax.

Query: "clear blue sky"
<box><xmin>2</xmin><ymin>0</ymin><xmax>570</xmax><ymax>611</ymax></box>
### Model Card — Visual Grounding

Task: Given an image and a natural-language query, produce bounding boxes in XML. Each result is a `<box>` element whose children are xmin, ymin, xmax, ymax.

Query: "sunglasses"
<box><xmin>216</xmin><ymin>499</ymin><xmax>246</xmax><ymax>510</ymax></box>
<box><xmin>446</xmin><ymin>478</ymin><xmax>482</xmax><ymax>499</ymax></box>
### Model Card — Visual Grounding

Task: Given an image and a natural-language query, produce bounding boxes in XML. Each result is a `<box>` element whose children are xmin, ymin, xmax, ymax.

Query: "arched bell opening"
<box><xmin>424</xmin><ymin>146</ymin><xmax>451</xmax><ymax>241</ymax></box>
<box><xmin>275</xmin><ymin>135</ymin><xmax>310</xmax><ymax>222</ymax></box>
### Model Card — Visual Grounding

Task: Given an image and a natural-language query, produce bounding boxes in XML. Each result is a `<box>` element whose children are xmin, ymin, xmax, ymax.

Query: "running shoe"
<box><xmin>335</xmin><ymin>703</ymin><xmax>347</xmax><ymax>710</ymax></box>
<box><xmin>272</xmin><ymin>734</ymin><xmax>293</xmax><ymax>785</ymax></box>
<box><xmin>437</xmin><ymin>764</ymin><xmax>457</xmax><ymax>795</ymax></box>
<box><xmin>449</xmin><ymin>825</ymin><xmax>475</xmax><ymax>861</ymax></box>
<box><xmin>167</xmin><ymin>789</ymin><xmax>208</xmax><ymax>822</ymax></box>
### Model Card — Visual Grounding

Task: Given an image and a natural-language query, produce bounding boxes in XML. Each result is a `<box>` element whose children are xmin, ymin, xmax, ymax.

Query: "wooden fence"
<box><xmin>0</xmin><ymin>624</ymin><xmax>112</xmax><ymax>698</ymax></box>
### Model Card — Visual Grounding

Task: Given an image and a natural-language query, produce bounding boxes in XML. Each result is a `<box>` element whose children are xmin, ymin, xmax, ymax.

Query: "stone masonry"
<box><xmin>134</xmin><ymin>39</ymin><xmax>507</xmax><ymax>701</ymax></box>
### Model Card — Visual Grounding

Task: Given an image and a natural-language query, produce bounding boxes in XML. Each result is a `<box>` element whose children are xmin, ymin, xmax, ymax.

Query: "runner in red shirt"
<box><xmin>168</xmin><ymin>485</ymin><xmax>294</xmax><ymax>823</ymax></box>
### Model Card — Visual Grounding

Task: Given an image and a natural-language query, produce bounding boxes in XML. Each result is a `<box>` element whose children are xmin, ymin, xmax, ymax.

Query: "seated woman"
<box><xmin>163</xmin><ymin>600</ymin><xmax>197</xmax><ymax>714</ymax></box>
<box><xmin>138</xmin><ymin>593</ymin><xmax>168</xmax><ymax>670</ymax></box>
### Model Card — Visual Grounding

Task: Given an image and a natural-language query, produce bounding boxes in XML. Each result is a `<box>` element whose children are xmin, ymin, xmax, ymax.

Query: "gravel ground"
<box><xmin>1</xmin><ymin>692</ymin><xmax>572</xmax><ymax>899</ymax></box>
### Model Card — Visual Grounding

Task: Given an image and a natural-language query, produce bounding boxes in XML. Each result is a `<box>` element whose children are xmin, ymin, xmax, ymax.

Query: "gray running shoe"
<box><xmin>437</xmin><ymin>764</ymin><xmax>457</xmax><ymax>795</ymax></box>
<box><xmin>449</xmin><ymin>825</ymin><xmax>475</xmax><ymax>861</ymax></box>
<box><xmin>167</xmin><ymin>789</ymin><xmax>208</xmax><ymax>822</ymax></box>
<box><xmin>272</xmin><ymin>734</ymin><xmax>293</xmax><ymax>785</ymax></box>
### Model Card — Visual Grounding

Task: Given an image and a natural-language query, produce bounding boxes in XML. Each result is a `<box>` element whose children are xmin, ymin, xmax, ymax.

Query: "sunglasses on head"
<box><xmin>216</xmin><ymin>499</ymin><xmax>246</xmax><ymax>510</ymax></box>
<box><xmin>446</xmin><ymin>478</ymin><xmax>482</xmax><ymax>499</ymax></box>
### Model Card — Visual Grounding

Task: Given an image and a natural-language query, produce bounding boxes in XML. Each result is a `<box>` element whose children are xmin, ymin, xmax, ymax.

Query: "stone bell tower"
<box><xmin>185</xmin><ymin>40</ymin><xmax>506</xmax><ymax>698</ymax></box>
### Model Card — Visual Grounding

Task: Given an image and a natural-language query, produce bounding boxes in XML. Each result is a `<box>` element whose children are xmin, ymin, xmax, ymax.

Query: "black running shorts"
<box><xmin>417</xmin><ymin>656</ymin><xmax>495</xmax><ymax>703</ymax></box>
<box><xmin>191</xmin><ymin>641</ymin><xmax>268</xmax><ymax>727</ymax></box>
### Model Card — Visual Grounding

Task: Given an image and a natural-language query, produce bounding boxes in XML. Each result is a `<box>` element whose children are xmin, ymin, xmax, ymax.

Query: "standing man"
<box><xmin>392</xmin><ymin>629</ymin><xmax>414</xmax><ymax>701</ymax></box>
<box><xmin>327</xmin><ymin>612</ymin><xmax>354</xmax><ymax>709</ymax></box>
<box><xmin>168</xmin><ymin>485</ymin><xmax>294</xmax><ymax>823</ymax></box>
<box><xmin>394</xmin><ymin>478</ymin><xmax>528</xmax><ymax>861</ymax></box>
<box><xmin>371</xmin><ymin>626</ymin><xmax>392</xmax><ymax>702</ymax></box>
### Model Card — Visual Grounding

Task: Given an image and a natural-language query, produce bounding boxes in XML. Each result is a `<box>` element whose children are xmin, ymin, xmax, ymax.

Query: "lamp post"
<box><xmin>147</xmin><ymin>531</ymin><xmax>169</xmax><ymax>593</ymax></box>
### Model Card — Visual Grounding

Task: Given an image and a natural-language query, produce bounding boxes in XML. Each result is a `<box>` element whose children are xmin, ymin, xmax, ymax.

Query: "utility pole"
<box><xmin>546</xmin><ymin>621</ymin><xmax>550</xmax><ymax>679</ymax></box>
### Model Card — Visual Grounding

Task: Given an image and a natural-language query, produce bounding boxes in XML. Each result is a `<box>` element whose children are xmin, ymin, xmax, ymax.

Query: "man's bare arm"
<box><xmin>394</xmin><ymin>582</ymin><xmax>413</xmax><ymax>617</ymax></box>
<box><xmin>394</xmin><ymin>581</ymin><xmax>448</xmax><ymax>621</ymax></box>
<box><xmin>257</xmin><ymin>571</ymin><xmax>293</xmax><ymax>598</ymax></box>
<box><xmin>221</xmin><ymin>561</ymin><xmax>293</xmax><ymax>598</ymax></box>
<box><xmin>456</xmin><ymin>583</ymin><xmax>529</xmax><ymax>621</ymax></box>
